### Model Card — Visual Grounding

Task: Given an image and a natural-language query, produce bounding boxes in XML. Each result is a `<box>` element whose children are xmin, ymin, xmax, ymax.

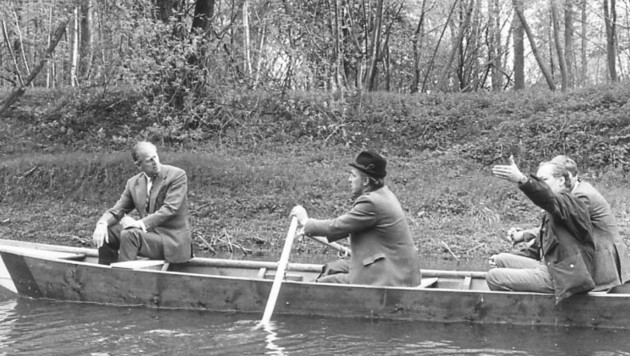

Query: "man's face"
<box><xmin>135</xmin><ymin>144</ymin><xmax>161</xmax><ymax>177</ymax></box>
<box><xmin>536</xmin><ymin>164</ymin><xmax>564</xmax><ymax>194</ymax></box>
<box><xmin>349</xmin><ymin>167</ymin><xmax>366</xmax><ymax>198</ymax></box>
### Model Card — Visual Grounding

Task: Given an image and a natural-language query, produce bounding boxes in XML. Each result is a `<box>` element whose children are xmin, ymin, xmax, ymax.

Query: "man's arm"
<box><xmin>305</xmin><ymin>196</ymin><xmax>378</xmax><ymax>243</ymax></box>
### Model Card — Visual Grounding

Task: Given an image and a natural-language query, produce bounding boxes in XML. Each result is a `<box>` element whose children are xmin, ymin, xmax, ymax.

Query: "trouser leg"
<box><xmin>98</xmin><ymin>225</ymin><xmax>165</xmax><ymax>264</ymax></box>
<box><xmin>493</xmin><ymin>253</ymin><xmax>542</xmax><ymax>269</ymax></box>
<box><xmin>486</xmin><ymin>261</ymin><xmax>554</xmax><ymax>293</ymax></box>
<box><xmin>118</xmin><ymin>228</ymin><xmax>165</xmax><ymax>262</ymax></box>
<box><xmin>316</xmin><ymin>259</ymin><xmax>350</xmax><ymax>283</ymax></box>
<box><xmin>98</xmin><ymin>225</ymin><xmax>121</xmax><ymax>265</ymax></box>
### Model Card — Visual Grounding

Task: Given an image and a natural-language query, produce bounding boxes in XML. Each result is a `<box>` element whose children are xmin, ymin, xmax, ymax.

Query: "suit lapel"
<box><xmin>149</xmin><ymin>169</ymin><xmax>166</xmax><ymax>213</ymax></box>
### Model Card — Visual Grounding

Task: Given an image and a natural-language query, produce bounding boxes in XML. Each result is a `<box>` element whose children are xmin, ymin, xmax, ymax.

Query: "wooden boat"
<box><xmin>1</xmin><ymin>238</ymin><xmax>630</xmax><ymax>329</ymax></box>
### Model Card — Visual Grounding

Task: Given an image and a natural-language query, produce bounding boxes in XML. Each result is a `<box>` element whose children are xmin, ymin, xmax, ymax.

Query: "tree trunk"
<box><xmin>489</xmin><ymin>0</ymin><xmax>503</xmax><ymax>91</ymax></box>
<box><xmin>365</xmin><ymin>0</ymin><xmax>384</xmax><ymax>91</ymax></box>
<box><xmin>192</xmin><ymin>0</ymin><xmax>215</xmax><ymax>32</ymax></box>
<box><xmin>421</xmin><ymin>0</ymin><xmax>457</xmax><ymax>93</ymax></box>
<box><xmin>242</xmin><ymin>0</ymin><xmax>252</xmax><ymax>77</ymax></box>
<box><xmin>550</xmin><ymin>0</ymin><xmax>568</xmax><ymax>91</ymax></box>
<box><xmin>580</xmin><ymin>0</ymin><xmax>587</xmax><ymax>85</ymax></box>
<box><xmin>513</xmin><ymin>0</ymin><xmax>525</xmax><ymax>90</ymax></box>
<box><xmin>70</xmin><ymin>7</ymin><xmax>79</xmax><ymax>86</ymax></box>
<box><xmin>603</xmin><ymin>0</ymin><xmax>618</xmax><ymax>82</ymax></box>
<box><xmin>80</xmin><ymin>0</ymin><xmax>93</xmax><ymax>81</ymax></box>
<box><xmin>155</xmin><ymin>0</ymin><xmax>176</xmax><ymax>22</ymax></box>
<box><xmin>1</xmin><ymin>19</ymin><xmax>68</xmax><ymax>114</ymax></box>
<box><xmin>513</xmin><ymin>0</ymin><xmax>556</xmax><ymax>90</ymax></box>
<box><xmin>437</xmin><ymin>0</ymin><xmax>475</xmax><ymax>92</ymax></box>
<box><xmin>564</xmin><ymin>0</ymin><xmax>575</xmax><ymax>88</ymax></box>
<box><xmin>410</xmin><ymin>0</ymin><xmax>427</xmax><ymax>94</ymax></box>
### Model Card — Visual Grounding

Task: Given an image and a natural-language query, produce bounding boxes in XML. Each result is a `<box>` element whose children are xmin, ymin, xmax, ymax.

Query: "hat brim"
<box><xmin>349</xmin><ymin>163</ymin><xmax>386</xmax><ymax>179</ymax></box>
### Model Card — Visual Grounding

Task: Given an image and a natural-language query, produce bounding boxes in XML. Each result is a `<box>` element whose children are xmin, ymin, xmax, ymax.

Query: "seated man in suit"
<box><xmin>491</xmin><ymin>155</ymin><xmax>630</xmax><ymax>291</ymax></box>
<box><xmin>92</xmin><ymin>141</ymin><xmax>192</xmax><ymax>265</ymax></box>
<box><xmin>290</xmin><ymin>151</ymin><xmax>422</xmax><ymax>287</ymax></box>
<box><xmin>488</xmin><ymin>157</ymin><xmax>597</xmax><ymax>302</ymax></box>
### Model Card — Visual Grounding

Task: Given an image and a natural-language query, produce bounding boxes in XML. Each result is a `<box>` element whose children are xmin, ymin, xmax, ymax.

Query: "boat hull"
<box><xmin>1</xmin><ymin>247</ymin><xmax>629</xmax><ymax>329</ymax></box>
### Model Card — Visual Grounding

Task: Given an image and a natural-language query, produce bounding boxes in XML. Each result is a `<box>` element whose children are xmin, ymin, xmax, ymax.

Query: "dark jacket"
<box><xmin>573</xmin><ymin>181</ymin><xmax>630</xmax><ymax>289</ymax></box>
<box><xmin>519</xmin><ymin>177</ymin><xmax>596</xmax><ymax>302</ymax></box>
<box><xmin>516</xmin><ymin>181</ymin><xmax>630</xmax><ymax>291</ymax></box>
<box><xmin>304</xmin><ymin>186</ymin><xmax>422</xmax><ymax>287</ymax></box>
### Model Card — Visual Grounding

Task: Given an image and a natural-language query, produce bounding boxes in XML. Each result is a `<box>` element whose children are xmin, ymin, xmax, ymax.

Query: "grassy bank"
<box><xmin>1</xmin><ymin>84</ymin><xmax>629</xmax><ymax>263</ymax></box>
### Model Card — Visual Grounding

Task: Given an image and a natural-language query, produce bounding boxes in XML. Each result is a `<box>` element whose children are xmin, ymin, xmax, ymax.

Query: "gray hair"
<box><xmin>131</xmin><ymin>141</ymin><xmax>157</xmax><ymax>162</ymax></box>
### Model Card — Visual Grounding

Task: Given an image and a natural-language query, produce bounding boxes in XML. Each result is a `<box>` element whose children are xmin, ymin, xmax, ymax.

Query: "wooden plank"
<box><xmin>111</xmin><ymin>260</ymin><xmax>167</xmax><ymax>270</ymax></box>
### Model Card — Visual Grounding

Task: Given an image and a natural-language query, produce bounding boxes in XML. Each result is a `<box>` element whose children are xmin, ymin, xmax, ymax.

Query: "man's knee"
<box><xmin>486</xmin><ymin>269</ymin><xmax>511</xmax><ymax>291</ymax></box>
<box><xmin>493</xmin><ymin>253</ymin><xmax>513</xmax><ymax>268</ymax></box>
<box><xmin>120</xmin><ymin>228</ymin><xmax>142</xmax><ymax>242</ymax></box>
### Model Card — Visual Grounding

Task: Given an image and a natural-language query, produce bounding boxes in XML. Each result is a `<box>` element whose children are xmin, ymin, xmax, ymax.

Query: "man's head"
<box><xmin>132</xmin><ymin>141</ymin><xmax>161</xmax><ymax>177</ymax></box>
<box><xmin>537</xmin><ymin>161</ymin><xmax>571</xmax><ymax>193</ymax></box>
<box><xmin>348</xmin><ymin>151</ymin><xmax>386</xmax><ymax>198</ymax></box>
<box><xmin>550</xmin><ymin>155</ymin><xmax>578</xmax><ymax>187</ymax></box>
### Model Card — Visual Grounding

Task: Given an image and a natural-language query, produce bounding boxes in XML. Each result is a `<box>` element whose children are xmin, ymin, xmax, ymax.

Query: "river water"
<box><xmin>0</xmin><ymin>288</ymin><xmax>629</xmax><ymax>356</ymax></box>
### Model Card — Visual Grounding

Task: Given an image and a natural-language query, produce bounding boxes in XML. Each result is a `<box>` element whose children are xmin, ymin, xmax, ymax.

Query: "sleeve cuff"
<box><xmin>139</xmin><ymin>220</ymin><xmax>147</xmax><ymax>233</ymax></box>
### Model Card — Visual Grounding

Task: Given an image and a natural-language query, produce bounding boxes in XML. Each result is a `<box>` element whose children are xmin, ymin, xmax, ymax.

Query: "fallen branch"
<box><xmin>197</xmin><ymin>234</ymin><xmax>216</xmax><ymax>254</ymax></box>
<box><xmin>441</xmin><ymin>240</ymin><xmax>460</xmax><ymax>261</ymax></box>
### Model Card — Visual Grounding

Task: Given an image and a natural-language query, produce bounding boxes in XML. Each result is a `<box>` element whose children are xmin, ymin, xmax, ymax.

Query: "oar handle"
<box><xmin>305</xmin><ymin>235</ymin><xmax>351</xmax><ymax>256</ymax></box>
<box><xmin>260</xmin><ymin>216</ymin><xmax>299</xmax><ymax>325</ymax></box>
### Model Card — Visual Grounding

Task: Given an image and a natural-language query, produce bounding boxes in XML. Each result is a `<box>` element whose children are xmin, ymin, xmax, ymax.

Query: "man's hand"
<box><xmin>92</xmin><ymin>222</ymin><xmax>108</xmax><ymax>248</ymax></box>
<box><xmin>489</xmin><ymin>254</ymin><xmax>498</xmax><ymax>268</ymax></box>
<box><xmin>290</xmin><ymin>205</ymin><xmax>309</xmax><ymax>227</ymax></box>
<box><xmin>492</xmin><ymin>155</ymin><xmax>527</xmax><ymax>184</ymax></box>
<box><xmin>506</xmin><ymin>227</ymin><xmax>524</xmax><ymax>244</ymax></box>
<box><xmin>120</xmin><ymin>215</ymin><xmax>142</xmax><ymax>230</ymax></box>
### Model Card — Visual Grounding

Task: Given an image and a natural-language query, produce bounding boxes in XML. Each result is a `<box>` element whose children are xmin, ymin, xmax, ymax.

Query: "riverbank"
<box><xmin>1</xmin><ymin>84</ymin><xmax>629</xmax><ymax>263</ymax></box>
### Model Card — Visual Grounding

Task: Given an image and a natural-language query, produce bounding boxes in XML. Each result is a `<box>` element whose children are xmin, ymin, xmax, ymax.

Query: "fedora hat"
<box><xmin>349</xmin><ymin>151</ymin><xmax>387</xmax><ymax>179</ymax></box>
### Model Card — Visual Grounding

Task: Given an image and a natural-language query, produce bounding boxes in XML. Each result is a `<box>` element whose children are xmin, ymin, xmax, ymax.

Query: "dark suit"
<box><xmin>573</xmin><ymin>181</ymin><xmax>630</xmax><ymax>289</ymax></box>
<box><xmin>511</xmin><ymin>181</ymin><xmax>630</xmax><ymax>290</ymax></box>
<box><xmin>304</xmin><ymin>186</ymin><xmax>422</xmax><ymax>287</ymax></box>
<box><xmin>98</xmin><ymin>164</ymin><xmax>192</xmax><ymax>264</ymax></box>
<box><xmin>521</xmin><ymin>177</ymin><xmax>596</xmax><ymax>302</ymax></box>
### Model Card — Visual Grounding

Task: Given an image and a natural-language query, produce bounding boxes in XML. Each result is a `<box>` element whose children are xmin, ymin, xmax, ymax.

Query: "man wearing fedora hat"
<box><xmin>291</xmin><ymin>151</ymin><xmax>422</xmax><ymax>287</ymax></box>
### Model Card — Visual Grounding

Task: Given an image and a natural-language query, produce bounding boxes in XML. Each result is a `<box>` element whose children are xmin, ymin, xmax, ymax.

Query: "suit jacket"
<box><xmin>520</xmin><ymin>177</ymin><xmax>596</xmax><ymax>302</ymax></box>
<box><xmin>99</xmin><ymin>164</ymin><xmax>192</xmax><ymax>263</ymax></box>
<box><xmin>304</xmin><ymin>186</ymin><xmax>422</xmax><ymax>287</ymax></box>
<box><xmin>573</xmin><ymin>181</ymin><xmax>630</xmax><ymax>288</ymax></box>
<box><xmin>516</xmin><ymin>181</ymin><xmax>630</xmax><ymax>290</ymax></box>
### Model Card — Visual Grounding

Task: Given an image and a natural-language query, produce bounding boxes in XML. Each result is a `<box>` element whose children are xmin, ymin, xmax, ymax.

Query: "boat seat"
<box><xmin>111</xmin><ymin>260</ymin><xmax>169</xmax><ymax>271</ymax></box>
<box><xmin>462</xmin><ymin>275</ymin><xmax>473</xmax><ymax>290</ymax></box>
<box><xmin>417</xmin><ymin>277</ymin><xmax>438</xmax><ymax>288</ymax></box>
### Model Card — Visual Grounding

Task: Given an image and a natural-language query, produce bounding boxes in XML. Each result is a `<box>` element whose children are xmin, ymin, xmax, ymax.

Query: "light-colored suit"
<box><xmin>304</xmin><ymin>186</ymin><xmax>422</xmax><ymax>287</ymax></box>
<box><xmin>99</xmin><ymin>164</ymin><xmax>192</xmax><ymax>263</ymax></box>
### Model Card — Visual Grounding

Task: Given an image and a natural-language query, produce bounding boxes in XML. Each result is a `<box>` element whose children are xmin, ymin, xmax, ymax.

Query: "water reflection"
<box><xmin>0</xmin><ymin>289</ymin><xmax>628</xmax><ymax>355</ymax></box>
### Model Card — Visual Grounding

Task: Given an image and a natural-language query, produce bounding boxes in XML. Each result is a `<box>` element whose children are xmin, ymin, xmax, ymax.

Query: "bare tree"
<box><xmin>564</xmin><ymin>0</ymin><xmax>575</xmax><ymax>88</ymax></box>
<box><xmin>580</xmin><ymin>0</ymin><xmax>588</xmax><ymax>85</ymax></box>
<box><xmin>192</xmin><ymin>0</ymin><xmax>215</xmax><ymax>32</ymax></box>
<box><xmin>513</xmin><ymin>0</ymin><xmax>556</xmax><ymax>90</ymax></box>
<box><xmin>550</xmin><ymin>0</ymin><xmax>568</xmax><ymax>91</ymax></box>
<box><xmin>513</xmin><ymin>0</ymin><xmax>525</xmax><ymax>90</ymax></box>
<box><xmin>410</xmin><ymin>0</ymin><xmax>427</xmax><ymax>94</ymax></box>
<box><xmin>603</xmin><ymin>0</ymin><xmax>618</xmax><ymax>82</ymax></box>
<box><xmin>436</xmin><ymin>0</ymin><xmax>475</xmax><ymax>92</ymax></box>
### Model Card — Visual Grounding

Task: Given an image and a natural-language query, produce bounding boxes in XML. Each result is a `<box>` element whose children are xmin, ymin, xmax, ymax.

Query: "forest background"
<box><xmin>0</xmin><ymin>0</ymin><xmax>629</xmax><ymax>265</ymax></box>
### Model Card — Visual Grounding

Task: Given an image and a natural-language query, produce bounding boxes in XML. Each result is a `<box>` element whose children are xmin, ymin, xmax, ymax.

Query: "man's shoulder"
<box><xmin>161</xmin><ymin>164</ymin><xmax>186</xmax><ymax>176</ymax></box>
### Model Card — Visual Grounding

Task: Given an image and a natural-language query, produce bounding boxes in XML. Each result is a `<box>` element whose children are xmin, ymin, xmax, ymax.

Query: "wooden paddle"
<box><xmin>260</xmin><ymin>216</ymin><xmax>299</xmax><ymax>325</ymax></box>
